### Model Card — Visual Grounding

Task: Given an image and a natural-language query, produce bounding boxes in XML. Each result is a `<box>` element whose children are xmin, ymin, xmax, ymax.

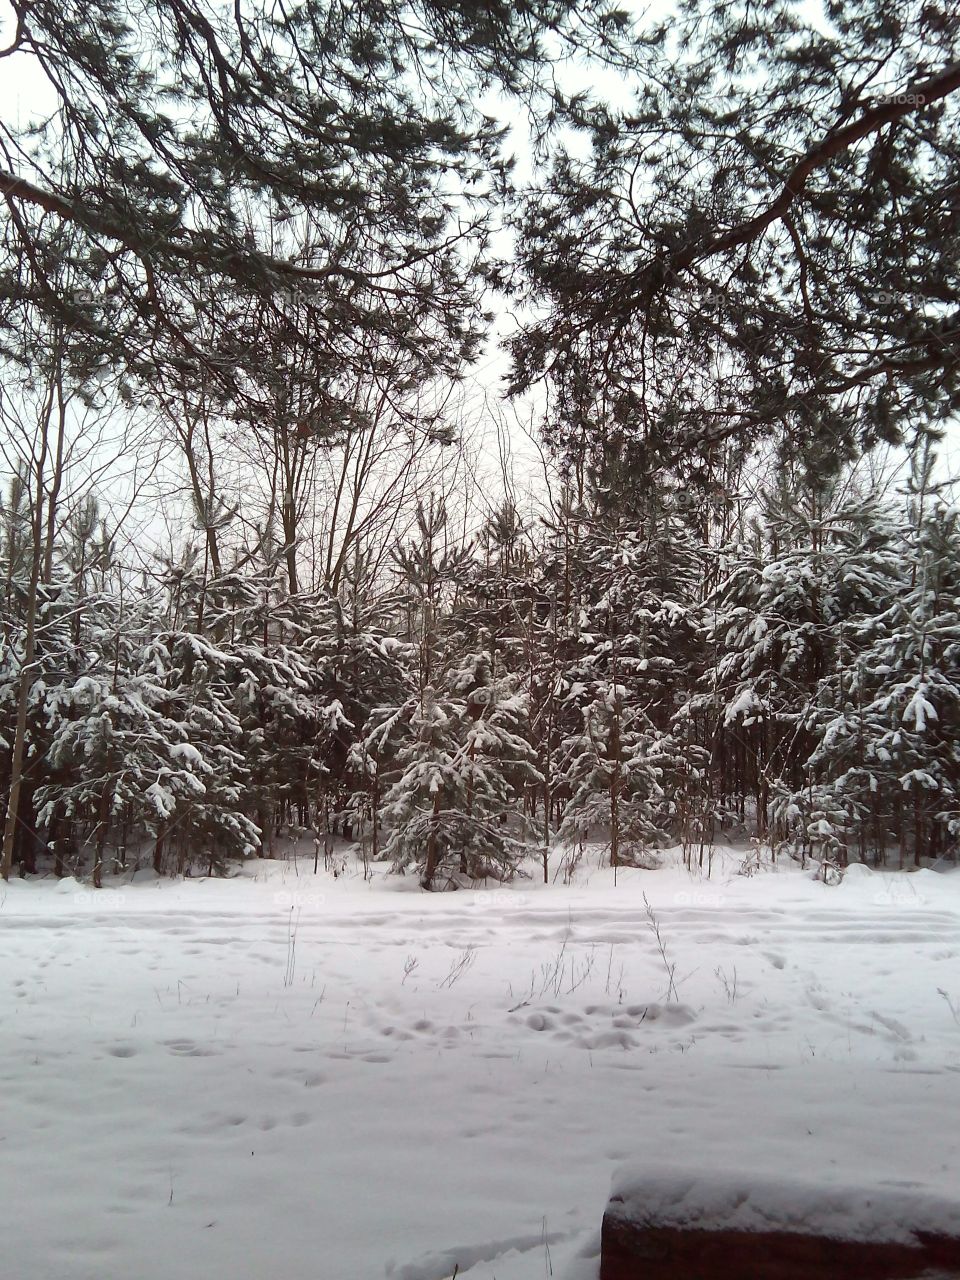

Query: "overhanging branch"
<box><xmin>635</xmin><ymin>60</ymin><xmax>960</xmax><ymax>289</ymax></box>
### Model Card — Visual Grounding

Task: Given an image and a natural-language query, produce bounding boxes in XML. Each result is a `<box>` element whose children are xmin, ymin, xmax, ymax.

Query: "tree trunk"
<box><xmin>422</xmin><ymin>791</ymin><xmax>442</xmax><ymax>889</ymax></box>
<box><xmin>1</xmin><ymin>537</ymin><xmax>43</xmax><ymax>882</ymax></box>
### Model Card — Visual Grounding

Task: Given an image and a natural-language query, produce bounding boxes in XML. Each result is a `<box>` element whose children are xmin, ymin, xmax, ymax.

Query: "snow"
<box><xmin>1</xmin><ymin>848</ymin><xmax>960</xmax><ymax>1280</ymax></box>
<box><xmin>168</xmin><ymin>742</ymin><xmax>207</xmax><ymax>770</ymax></box>
<box><xmin>904</xmin><ymin>684</ymin><xmax>938</xmax><ymax>732</ymax></box>
<box><xmin>608</xmin><ymin>1167</ymin><xmax>960</xmax><ymax>1245</ymax></box>
<box><xmin>723</xmin><ymin>685</ymin><xmax>760</xmax><ymax>724</ymax></box>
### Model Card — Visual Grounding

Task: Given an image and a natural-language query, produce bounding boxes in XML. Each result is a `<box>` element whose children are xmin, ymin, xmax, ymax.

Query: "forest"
<box><xmin>2</xmin><ymin>0</ymin><xmax>960</xmax><ymax>888</ymax></box>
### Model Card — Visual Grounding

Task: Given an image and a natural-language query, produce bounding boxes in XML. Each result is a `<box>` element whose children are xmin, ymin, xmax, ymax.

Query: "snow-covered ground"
<box><xmin>2</xmin><ymin>848</ymin><xmax>959</xmax><ymax>1280</ymax></box>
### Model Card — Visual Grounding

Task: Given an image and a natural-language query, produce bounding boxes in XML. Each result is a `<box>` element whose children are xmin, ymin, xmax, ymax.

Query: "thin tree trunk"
<box><xmin>1</xmin><ymin>444</ymin><xmax>48</xmax><ymax>881</ymax></box>
<box><xmin>422</xmin><ymin>791</ymin><xmax>442</xmax><ymax>889</ymax></box>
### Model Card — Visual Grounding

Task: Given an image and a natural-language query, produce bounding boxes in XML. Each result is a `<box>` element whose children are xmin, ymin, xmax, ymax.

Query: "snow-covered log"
<box><xmin>601</xmin><ymin>1167</ymin><xmax>960</xmax><ymax>1279</ymax></box>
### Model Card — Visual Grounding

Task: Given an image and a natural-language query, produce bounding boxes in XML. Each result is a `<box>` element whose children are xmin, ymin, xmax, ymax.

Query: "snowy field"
<box><xmin>2</xmin><ymin>849</ymin><xmax>960</xmax><ymax>1280</ymax></box>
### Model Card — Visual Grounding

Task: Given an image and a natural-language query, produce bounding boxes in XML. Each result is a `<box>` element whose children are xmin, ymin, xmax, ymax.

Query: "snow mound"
<box><xmin>52</xmin><ymin>875</ymin><xmax>82</xmax><ymax>895</ymax></box>
<box><xmin>608</xmin><ymin>1166</ymin><xmax>960</xmax><ymax>1245</ymax></box>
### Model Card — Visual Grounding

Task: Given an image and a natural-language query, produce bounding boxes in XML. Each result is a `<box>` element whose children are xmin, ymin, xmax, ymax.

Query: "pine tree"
<box><xmin>2</xmin><ymin>0</ymin><xmax>628</xmax><ymax>409</ymax></box>
<box><xmin>695</xmin><ymin>473</ymin><xmax>903</xmax><ymax>851</ymax></box>
<box><xmin>815</xmin><ymin>457</ymin><xmax>960</xmax><ymax>867</ymax></box>
<box><xmin>556</xmin><ymin>490</ymin><xmax>705</xmax><ymax>866</ymax></box>
<box><xmin>511</xmin><ymin>0</ymin><xmax>960</xmax><ymax>481</ymax></box>
<box><xmin>380</xmin><ymin>652</ymin><xmax>540</xmax><ymax>889</ymax></box>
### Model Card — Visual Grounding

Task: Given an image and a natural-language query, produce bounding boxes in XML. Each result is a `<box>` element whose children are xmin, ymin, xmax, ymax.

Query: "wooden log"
<box><xmin>600</xmin><ymin>1169</ymin><xmax>960</xmax><ymax>1280</ymax></box>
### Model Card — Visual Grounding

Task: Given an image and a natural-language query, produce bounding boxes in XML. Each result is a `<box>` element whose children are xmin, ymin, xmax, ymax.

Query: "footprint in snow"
<box><xmin>164</xmin><ymin>1038</ymin><xmax>217</xmax><ymax>1057</ymax></box>
<box><xmin>871</xmin><ymin>1011</ymin><xmax>912</xmax><ymax>1041</ymax></box>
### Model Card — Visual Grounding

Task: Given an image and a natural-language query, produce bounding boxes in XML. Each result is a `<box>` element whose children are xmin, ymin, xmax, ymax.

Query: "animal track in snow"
<box><xmin>163</xmin><ymin>1038</ymin><xmax>217</xmax><ymax>1057</ymax></box>
<box><xmin>511</xmin><ymin>1000</ymin><xmax>698</xmax><ymax>1051</ymax></box>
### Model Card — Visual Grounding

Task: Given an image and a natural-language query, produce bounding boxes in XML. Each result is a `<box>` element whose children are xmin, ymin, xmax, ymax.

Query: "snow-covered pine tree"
<box><xmin>153</xmin><ymin>544</ymin><xmax>326</xmax><ymax>860</ymax></box>
<box><xmin>306</xmin><ymin>593</ymin><xmax>415</xmax><ymax>856</ymax></box>
<box><xmin>452</xmin><ymin>499</ymin><xmax>567</xmax><ymax>872</ymax></box>
<box><xmin>871</xmin><ymin>509</ymin><xmax>960</xmax><ymax>864</ymax></box>
<box><xmin>808</xmin><ymin>455</ymin><xmax>960</xmax><ymax>867</ymax></box>
<box><xmin>137</xmin><ymin>629</ymin><xmax>260</xmax><ymax>874</ymax></box>
<box><xmin>696</xmin><ymin>471</ymin><xmax>904</xmax><ymax>855</ymax></box>
<box><xmin>556</xmin><ymin>483</ymin><xmax>706</xmax><ymax>867</ymax></box>
<box><xmin>701</xmin><ymin>465</ymin><xmax>911</xmax><ymax>865</ymax></box>
<box><xmin>0</xmin><ymin>484</ymin><xmax>114</xmax><ymax>876</ymax></box>
<box><xmin>38</xmin><ymin>657</ymin><xmax>215</xmax><ymax>883</ymax></box>
<box><xmin>391</xmin><ymin>496</ymin><xmax>473</xmax><ymax>693</ymax></box>
<box><xmin>379</xmin><ymin>651</ymin><xmax>541</xmax><ymax>889</ymax></box>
